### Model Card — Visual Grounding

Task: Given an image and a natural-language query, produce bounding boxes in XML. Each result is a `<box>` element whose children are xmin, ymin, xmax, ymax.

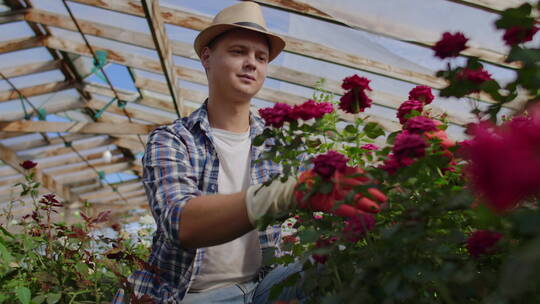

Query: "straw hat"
<box><xmin>194</xmin><ymin>1</ymin><xmax>286</xmax><ymax>62</ymax></box>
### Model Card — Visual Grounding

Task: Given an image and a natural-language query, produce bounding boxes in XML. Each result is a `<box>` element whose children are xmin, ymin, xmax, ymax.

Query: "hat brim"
<box><xmin>194</xmin><ymin>23</ymin><xmax>286</xmax><ymax>62</ymax></box>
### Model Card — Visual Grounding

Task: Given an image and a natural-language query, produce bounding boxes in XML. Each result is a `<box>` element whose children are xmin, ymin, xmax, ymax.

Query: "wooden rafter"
<box><xmin>30</xmin><ymin>10</ymin><xmax>522</xmax><ymax>113</ymax></box>
<box><xmin>446</xmin><ymin>0</ymin><xmax>528</xmax><ymax>14</ymax></box>
<box><xmin>0</xmin><ymin>120</ymin><xmax>157</xmax><ymax>135</ymax></box>
<box><xmin>0</xmin><ymin>81</ymin><xmax>74</xmax><ymax>103</ymax></box>
<box><xmin>0</xmin><ymin>36</ymin><xmax>45</xmax><ymax>54</ymax></box>
<box><xmin>141</xmin><ymin>0</ymin><xmax>183</xmax><ymax>118</ymax></box>
<box><xmin>2</xmin><ymin>60</ymin><xmax>62</xmax><ymax>79</ymax></box>
<box><xmin>251</xmin><ymin>0</ymin><xmax>518</xmax><ymax>70</ymax></box>
<box><xmin>65</xmin><ymin>0</ymin><xmax>446</xmax><ymax>88</ymax></box>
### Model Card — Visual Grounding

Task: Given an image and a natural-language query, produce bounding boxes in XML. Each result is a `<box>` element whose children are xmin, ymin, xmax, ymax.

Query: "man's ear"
<box><xmin>201</xmin><ymin>46</ymin><xmax>211</xmax><ymax>70</ymax></box>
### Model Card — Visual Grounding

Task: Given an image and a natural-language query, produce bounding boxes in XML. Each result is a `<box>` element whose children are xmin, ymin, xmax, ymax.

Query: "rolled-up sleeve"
<box><xmin>143</xmin><ymin>127</ymin><xmax>201</xmax><ymax>248</ymax></box>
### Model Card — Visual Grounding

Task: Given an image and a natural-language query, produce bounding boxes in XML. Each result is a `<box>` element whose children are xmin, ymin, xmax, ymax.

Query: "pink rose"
<box><xmin>408</xmin><ymin>85</ymin><xmax>434</xmax><ymax>105</ymax></box>
<box><xmin>432</xmin><ymin>32</ymin><xmax>468</xmax><ymax>59</ymax></box>
<box><xmin>360</xmin><ymin>144</ymin><xmax>379</xmax><ymax>151</ymax></box>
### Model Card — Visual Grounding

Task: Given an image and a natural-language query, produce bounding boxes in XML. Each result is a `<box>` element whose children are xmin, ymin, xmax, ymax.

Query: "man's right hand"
<box><xmin>244</xmin><ymin>177</ymin><xmax>297</xmax><ymax>226</ymax></box>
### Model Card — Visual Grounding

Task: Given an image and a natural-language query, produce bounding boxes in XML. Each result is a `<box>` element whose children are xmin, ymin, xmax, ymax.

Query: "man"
<box><xmin>113</xmin><ymin>2</ymin><xmax>302</xmax><ymax>303</ymax></box>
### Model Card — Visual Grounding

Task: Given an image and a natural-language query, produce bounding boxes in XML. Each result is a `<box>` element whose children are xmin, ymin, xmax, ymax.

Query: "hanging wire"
<box><xmin>0</xmin><ymin>72</ymin><xmax>50</xmax><ymax>144</ymax></box>
<box><xmin>0</xmin><ymin>73</ymin><xmax>130</xmax><ymax>205</ymax></box>
<box><xmin>55</xmin><ymin>133</ymin><xmax>128</xmax><ymax>205</ymax></box>
<box><xmin>60</xmin><ymin>0</ymin><xmax>146</xmax><ymax>148</ymax></box>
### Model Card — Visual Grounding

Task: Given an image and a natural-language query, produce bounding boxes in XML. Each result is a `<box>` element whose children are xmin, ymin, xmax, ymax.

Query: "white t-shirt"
<box><xmin>189</xmin><ymin>127</ymin><xmax>262</xmax><ymax>292</ymax></box>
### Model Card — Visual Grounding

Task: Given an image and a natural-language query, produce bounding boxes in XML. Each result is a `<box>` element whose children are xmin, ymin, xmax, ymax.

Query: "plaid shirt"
<box><xmin>113</xmin><ymin>101</ymin><xmax>283</xmax><ymax>303</ymax></box>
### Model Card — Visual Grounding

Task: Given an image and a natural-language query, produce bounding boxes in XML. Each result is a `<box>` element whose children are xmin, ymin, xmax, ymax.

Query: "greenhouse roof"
<box><xmin>0</xmin><ymin>0</ymin><xmax>534</xmax><ymax>221</ymax></box>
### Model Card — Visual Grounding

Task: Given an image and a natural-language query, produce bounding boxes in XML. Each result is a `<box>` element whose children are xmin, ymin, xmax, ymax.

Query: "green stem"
<box><xmin>68</xmin><ymin>290</ymin><xmax>93</xmax><ymax>304</ymax></box>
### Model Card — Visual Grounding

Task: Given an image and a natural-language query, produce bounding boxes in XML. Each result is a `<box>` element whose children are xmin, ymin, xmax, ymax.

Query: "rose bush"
<box><xmin>0</xmin><ymin>163</ymin><xmax>151</xmax><ymax>303</ymax></box>
<box><xmin>254</xmin><ymin>3</ymin><xmax>540</xmax><ymax>303</ymax></box>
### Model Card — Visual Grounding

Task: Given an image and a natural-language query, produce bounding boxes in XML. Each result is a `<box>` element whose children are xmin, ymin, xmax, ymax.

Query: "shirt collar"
<box><xmin>186</xmin><ymin>99</ymin><xmax>265</xmax><ymax>139</ymax></box>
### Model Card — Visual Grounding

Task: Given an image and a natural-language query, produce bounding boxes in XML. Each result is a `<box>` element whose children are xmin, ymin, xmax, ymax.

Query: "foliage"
<box><xmin>255</xmin><ymin>3</ymin><xmax>540</xmax><ymax>303</ymax></box>
<box><xmin>0</xmin><ymin>164</ymin><xmax>152</xmax><ymax>304</ymax></box>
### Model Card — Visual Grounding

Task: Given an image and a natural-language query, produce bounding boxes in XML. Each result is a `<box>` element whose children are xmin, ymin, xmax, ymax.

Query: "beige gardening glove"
<box><xmin>245</xmin><ymin>177</ymin><xmax>297</xmax><ymax>226</ymax></box>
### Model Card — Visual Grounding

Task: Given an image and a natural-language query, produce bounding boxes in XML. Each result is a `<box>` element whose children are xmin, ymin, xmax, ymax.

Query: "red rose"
<box><xmin>393</xmin><ymin>131</ymin><xmax>427</xmax><ymax>160</ymax></box>
<box><xmin>313</xmin><ymin>150</ymin><xmax>349</xmax><ymax>179</ymax></box>
<box><xmin>424</xmin><ymin>129</ymin><xmax>455</xmax><ymax>149</ymax></box>
<box><xmin>503</xmin><ymin>26</ymin><xmax>539</xmax><ymax>46</ymax></box>
<box><xmin>404</xmin><ymin>116</ymin><xmax>437</xmax><ymax>134</ymax></box>
<box><xmin>457</xmin><ymin>68</ymin><xmax>492</xmax><ymax>85</ymax></box>
<box><xmin>342</xmin><ymin>213</ymin><xmax>376</xmax><ymax>242</ymax></box>
<box><xmin>339</xmin><ymin>89</ymin><xmax>373</xmax><ymax>114</ymax></box>
<box><xmin>341</xmin><ymin>74</ymin><xmax>372</xmax><ymax>91</ymax></box>
<box><xmin>464</xmin><ymin>112</ymin><xmax>540</xmax><ymax>212</ymax></box>
<box><xmin>379</xmin><ymin>154</ymin><xmax>415</xmax><ymax>175</ymax></box>
<box><xmin>397</xmin><ymin>99</ymin><xmax>424</xmax><ymax>125</ymax></box>
<box><xmin>20</xmin><ymin>160</ymin><xmax>37</xmax><ymax>170</ymax></box>
<box><xmin>466</xmin><ymin>230</ymin><xmax>502</xmax><ymax>257</ymax></box>
<box><xmin>258</xmin><ymin>103</ymin><xmax>292</xmax><ymax>128</ymax></box>
<box><xmin>432</xmin><ymin>32</ymin><xmax>468</xmax><ymax>59</ymax></box>
<box><xmin>408</xmin><ymin>85</ymin><xmax>434</xmax><ymax>104</ymax></box>
<box><xmin>289</xmin><ymin>99</ymin><xmax>333</xmax><ymax>121</ymax></box>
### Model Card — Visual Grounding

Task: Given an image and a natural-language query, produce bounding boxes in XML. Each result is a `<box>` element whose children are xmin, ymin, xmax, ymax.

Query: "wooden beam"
<box><xmin>0</xmin><ymin>81</ymin><xmax>74</xmax><ymax>103</ymax></box>
<box><xmin>1</xmin><ymin>60</ymin><xmax>62</xmax><ymax>79</ymax></box>
<box><xmin>251</xmin><ymin>0</ymin><xmax>518</xmax><ymax>70</ymax></box>
<box><xmin>65</xmin><ymin>0</ymin><xmax>445</xmax><ymax>87</ymax></box>
<box><xmin>31</xmin><ymin>9</ymin><xmax>521</xmax><ymax>112</ymax></box>
<box><xmin>141</xmin><ymin>0</ymin><xmax>183</xmax><ymax>117</ymax></box>
<box><xmin>0</xmin><ymin>120</ymin><xmax>157</xmax><ymax>135</ymax></box>
<box><xmin>0</xmin><ymin>9</ymin><xmax>28</xmax><ymax>25</ymax></box>
<box><xmin>0</xmin><ymin>36</ymin><xmax>45</xmax><ymax>54</ymax></box>
<box><xmin>0</xmin><ymin>143</ymin><xmax>83</xmax><ymax>204</ymax></box>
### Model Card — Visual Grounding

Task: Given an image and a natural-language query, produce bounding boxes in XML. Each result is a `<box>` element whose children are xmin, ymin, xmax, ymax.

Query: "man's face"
<box><xmin>202</xmin><ymin>29</ymin><xmax>270</xmax><ymax>101</ymax></box>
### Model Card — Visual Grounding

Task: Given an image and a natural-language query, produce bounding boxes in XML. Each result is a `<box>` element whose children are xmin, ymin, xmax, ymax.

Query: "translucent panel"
<box><xmin>34</xmin><ymin>0</ymin><xmax>151</xmax><ymax>34</ymax></box>
<box><xmin>0</xmin><ymin>21</ymin><xmax>35</xmax><ymax>41</ymax></box>
<box><xmin>0</xmin><ymin>70</ymin><xmax>65</xmax><ymax>91</ymax></box>
<box><xmin>0</xmin><ymin>48</ymin><xmax>53</xmax><ymax>68</ymax></box>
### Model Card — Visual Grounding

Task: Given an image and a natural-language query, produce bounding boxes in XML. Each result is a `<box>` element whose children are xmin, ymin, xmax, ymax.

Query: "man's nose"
<box><xmin>242</xmin><ymin>53</ymin><xmax>257</xmax><ymax>71</ymax></box>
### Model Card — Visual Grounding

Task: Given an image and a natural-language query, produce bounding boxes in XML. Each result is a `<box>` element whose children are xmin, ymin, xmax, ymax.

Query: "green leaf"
<box><xmin>344</xmin><ymin>124</ymin><xmax>357</xmax><ymax>134</ymax></box>
<box><xmin>31</xmin><ymin>295</ymin><xmax>46</xmax><ymax>304</ymax></box>
<box><xmin>252</xmin><ymin>134</ymin><xmax>266</xmax><ymax>147</ymax></box>
<box><xmin>298</xmin><ymin>229</ymin><xmax>320</xmax><ymax>243</ymax></box>
<box><xmin>319</xmin><ymin>181</ymin><xmax>333</xmax><ymax>194</ymax></box>
<box><xmin>46</xmin><ymin>293</ymin><xmax>61</xmax><ymax>304</ymax></box>
<box><xmin>15</xmin><ymin>287</ymin><xmax>31</xmax><ymax>304</ymax></box>
<box><xmin>364</xmin><ymin>122</ymin><xmax>385</xmax><ymax>139</ymax></box>
<box><xmin>0</xmin><ymin>242</ymin><xmax>13</xmax><ymax>264</ymax></box>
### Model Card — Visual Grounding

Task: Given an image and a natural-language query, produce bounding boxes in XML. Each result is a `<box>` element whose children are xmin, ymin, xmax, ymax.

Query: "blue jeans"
<box><xmin>180</xmin><ymin>262</ymin><xmax>304</xmax><ymax>303</ymax></box>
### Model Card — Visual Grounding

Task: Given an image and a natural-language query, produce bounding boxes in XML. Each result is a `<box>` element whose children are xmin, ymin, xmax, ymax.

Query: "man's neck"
<box><xmin>207</xmin><ymin>95</ymin><xmax>251</xmax><ymax>133</ymax></box>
